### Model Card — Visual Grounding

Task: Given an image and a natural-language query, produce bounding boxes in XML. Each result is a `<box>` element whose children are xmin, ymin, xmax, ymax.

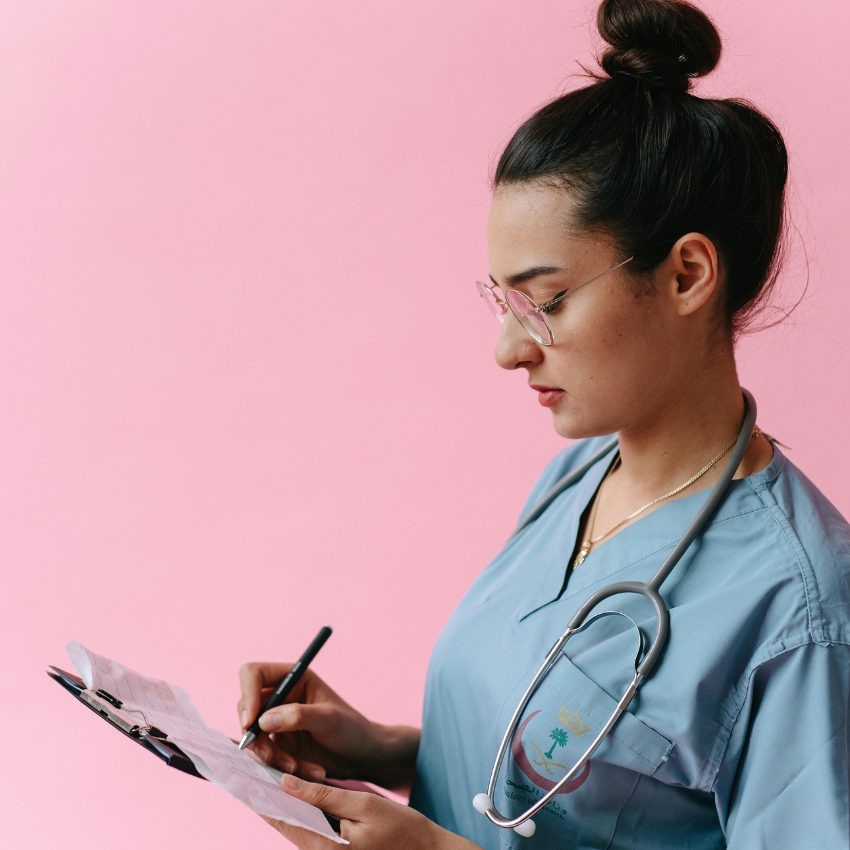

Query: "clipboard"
<box><xmin>48</xmin><ymin>665</ymin><xmax>204</xmax><ymax>778</ymax></box>
<box><xmin>48</xmin><ymin>664</ymin><xmax>381</xmax><ymax>833</ymax></box>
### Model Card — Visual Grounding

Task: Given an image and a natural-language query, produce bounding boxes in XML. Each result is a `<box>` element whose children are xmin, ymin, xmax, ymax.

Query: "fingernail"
<box><xmin>282</xmin><ymin>757</ymin><xmax>297</xmax><ymax>773</ymax></box>
<box><xmin>258</xmin><ymin>713</ymin><xmax>275</xmax><ymax>732</ymax></box>
<box><xmin>308</xmin><ymin>767</ymin><xmax>326</xmax><ymax>781</ymax></box>
<box><xmin>240</xmin><ymin>711</ymin><xmax>249</xmax><ymax>729</ymax></box>
<box><xmin>283</xmin><ymin>774</ymin><xmax>304</xmax><ymax>790</ymax></box>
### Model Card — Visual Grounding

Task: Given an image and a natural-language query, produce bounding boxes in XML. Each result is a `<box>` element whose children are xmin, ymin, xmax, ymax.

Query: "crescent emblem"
<box><xmin>510</xmin><ymin>710</ymin><xmax>591</xmax><ymax>794</ymax></box>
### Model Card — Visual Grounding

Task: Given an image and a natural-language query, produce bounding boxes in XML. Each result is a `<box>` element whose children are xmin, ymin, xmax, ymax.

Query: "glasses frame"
<box><xmin>476</xmin><ymin>254</ymin><xmax>636</xmax><ymax>345</ymax></box>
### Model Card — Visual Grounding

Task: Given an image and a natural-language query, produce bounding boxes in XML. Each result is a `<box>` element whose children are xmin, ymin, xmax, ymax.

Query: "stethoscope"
<box><xmin>472</xmin><ymin>390</ymin><xmax>758</xmax><ymax>838</ymax></box>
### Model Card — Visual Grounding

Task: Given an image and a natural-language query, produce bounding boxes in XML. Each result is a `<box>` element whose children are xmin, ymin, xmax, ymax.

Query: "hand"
<box><xmin>238</xmin><ymin>662</ymin><xmax>420</xmax><ymax>791</ymax></box>
<box><xmin>262</xmin><ymin>775</ymin><xmax>482</xmax><ymax>850</ymax></box>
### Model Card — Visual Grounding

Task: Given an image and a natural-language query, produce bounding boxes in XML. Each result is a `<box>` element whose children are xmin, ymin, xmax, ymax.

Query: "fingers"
<box><xmin>237</xmin><ymin>662</ymin><xmax>294</xmax><ymax>728</ymax></box>
<box><xmin>281</xmin><ymin>774</ymin><xmax>382</xmax><ymax>822</ymax></box>
<box><xmin>258</xmin><ymin>701</ymin><xmax>334</xmax><ymax>736</ymax></box>
<box><xmin>295</xmin><ymin>760</ymin><xmax>327</xmax><ymax>782</ymax></box>
<box><xmin>250</xmin><ymin>737</ymin><xmax>327</xmax><ymax>780</ymax></box>
<box><xmin>259</xmin><ymin>814</ymin><xmax>341</xmax><ymax>850</ymax></box>
<box><xmin>251</xmin><ymin>735</ymin><xmax>298</xmax><ymax>773</ymax></box>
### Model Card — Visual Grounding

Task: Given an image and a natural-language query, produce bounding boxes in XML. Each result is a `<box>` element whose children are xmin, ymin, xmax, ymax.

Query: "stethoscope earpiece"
<box><xmin>472</xmin><ymin>793</ymin><xmax>491</xmax><ymax>815</ymax></box>
<box><xmin>513</xmin><ymin>819</ymin><xmax>537</xmax><ymax>837</ymax></box>
<box><xmin>473</xmin><ymin>793</ymin><xmax>536</xmax><ymax>837</ymax></box>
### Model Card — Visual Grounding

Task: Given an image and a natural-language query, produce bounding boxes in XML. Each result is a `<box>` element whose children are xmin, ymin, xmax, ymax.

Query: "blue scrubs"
<box><xmin>410</xmin><ymin>439</ymin><xmax>850</xmax><ymax>849</ymax></box>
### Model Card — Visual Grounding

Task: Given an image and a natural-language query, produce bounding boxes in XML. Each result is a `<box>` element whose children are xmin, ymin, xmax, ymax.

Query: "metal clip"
<box><xmin>80</xmin><ymin>690</ymin><xmax>141</xmax><ymax>735</ymax></box>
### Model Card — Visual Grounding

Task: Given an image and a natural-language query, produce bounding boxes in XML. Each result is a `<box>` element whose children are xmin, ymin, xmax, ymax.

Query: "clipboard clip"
<box><xmin>79</xmin><ymin>689</ymin><xmax>168</xmax><ymax>739</ymax></box>
<box><xmin>79</xmin><ymin>689</ymin><xmax>145</xmax><ymax>736</ymax></box>
<box><xmin>94</xmin><ymin>689</ymin><xmax>123</xmax><ymax>708</ymax></box>
<box><xmin>49</xmin><ymin>666</ymin><xmax>202</xmax><ymax>777</ymax></box>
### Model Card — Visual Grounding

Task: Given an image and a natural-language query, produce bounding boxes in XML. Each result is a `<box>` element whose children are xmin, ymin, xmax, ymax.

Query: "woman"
<box><xmin>238</xmin><ymin>1</ymin><xmax>850</xmax><ymax>847</ymax></box>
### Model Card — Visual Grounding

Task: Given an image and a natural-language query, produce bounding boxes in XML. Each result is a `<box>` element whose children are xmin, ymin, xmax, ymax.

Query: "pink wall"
<box><xmin>1</xmin><ymin>1</ymin><xmax>847</xmax><ymax>847</ymax></box>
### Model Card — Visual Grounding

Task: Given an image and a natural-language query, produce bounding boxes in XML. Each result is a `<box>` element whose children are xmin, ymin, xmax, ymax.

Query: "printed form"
<box><xmin>67</xmin><ymin>641</ymin><xmax>346</xmax><ymax>844</ymax></box>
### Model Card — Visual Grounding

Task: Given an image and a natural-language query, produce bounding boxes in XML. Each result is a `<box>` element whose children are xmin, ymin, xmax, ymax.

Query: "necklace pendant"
<box><xmin>573</xmin><ymin>543</ymin><xmax>590</xmax><ymax>569</ymax></box>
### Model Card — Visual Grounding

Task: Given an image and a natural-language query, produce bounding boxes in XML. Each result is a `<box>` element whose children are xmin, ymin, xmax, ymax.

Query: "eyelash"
<box><xmin>539</xmin><ymin>291</ymin><xmax>568</xmax><ymax>315</ymax></box>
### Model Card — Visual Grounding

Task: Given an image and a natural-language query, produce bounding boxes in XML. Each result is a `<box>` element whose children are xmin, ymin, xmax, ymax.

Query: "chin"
<box><xmin>550</xmin><ymin>409</ymin><xmax>612</xmax><ymax>441</ymax></box>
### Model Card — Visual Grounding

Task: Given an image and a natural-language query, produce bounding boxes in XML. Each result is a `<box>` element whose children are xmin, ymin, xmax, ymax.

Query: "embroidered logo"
<box><xmin>558</xmin><ymin>706</ymin><xmax>590</xmax><ymax>736</ymax></box>
<box><xmin>510</xmin><ymin>706</ymin><xmax>592</xmax><ymax>794</ymax></box>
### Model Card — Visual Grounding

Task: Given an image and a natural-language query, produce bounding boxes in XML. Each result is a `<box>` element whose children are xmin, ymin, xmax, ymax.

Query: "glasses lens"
<box><xmin>505</xmin><ymin>290</ymin><xmax>553</xmax><ymax>345</ymax></box>
<box><xmin>476</xmin><ymin>281</ymin><xmax>506</xmax><ymax>322</ymax></box>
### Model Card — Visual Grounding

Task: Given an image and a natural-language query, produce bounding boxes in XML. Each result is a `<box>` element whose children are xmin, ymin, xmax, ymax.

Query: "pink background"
<box><xmin>1</xmin><ymin>1</ymin><xmax>847</xmax><ymax>847</ymax></box>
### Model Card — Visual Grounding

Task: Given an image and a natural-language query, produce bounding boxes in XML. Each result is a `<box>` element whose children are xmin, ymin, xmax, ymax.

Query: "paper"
<box><xmin>67</xmin><ymin>642</ymin><xmax>346</xmax><ymax>844</ymax></box>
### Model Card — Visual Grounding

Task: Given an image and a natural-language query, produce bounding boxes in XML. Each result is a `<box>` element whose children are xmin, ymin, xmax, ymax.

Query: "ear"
<box><xmin>661</xmin><ymin>233</ymin><xmax>719</xmax><ymax>317</ymax></box>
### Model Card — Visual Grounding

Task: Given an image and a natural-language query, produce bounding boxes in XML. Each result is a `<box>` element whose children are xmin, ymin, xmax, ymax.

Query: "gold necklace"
<box><xmin>571</xmin><ymin>428</ymin><xmax>761</xmax><ymax>570</ymax></box>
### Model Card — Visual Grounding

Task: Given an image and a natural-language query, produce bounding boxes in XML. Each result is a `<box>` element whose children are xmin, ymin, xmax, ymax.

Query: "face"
<box><xmin>486</xmin><ymin>182</ymin><xmax>697</xmax><ymax>439</ymax></box>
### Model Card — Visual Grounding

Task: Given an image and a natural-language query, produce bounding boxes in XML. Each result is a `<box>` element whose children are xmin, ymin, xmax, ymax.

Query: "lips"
<box><xmin>530</xmin><ymin>384</ymin><xmax>565</xmax><ymax>408</ymax></box>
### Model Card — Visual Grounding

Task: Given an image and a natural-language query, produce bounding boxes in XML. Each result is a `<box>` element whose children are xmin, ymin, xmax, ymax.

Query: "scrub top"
<box><xmin>409</xmin><ymin>438</ymin><xmax>850</xmax><ymax>850</ymax></box>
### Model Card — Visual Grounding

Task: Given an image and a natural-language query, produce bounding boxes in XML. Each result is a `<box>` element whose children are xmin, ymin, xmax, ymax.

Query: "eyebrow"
<box><xmin>489</xmin><ymin>265</ymin><xmax>563</xmax><ymax>287</ymax></box>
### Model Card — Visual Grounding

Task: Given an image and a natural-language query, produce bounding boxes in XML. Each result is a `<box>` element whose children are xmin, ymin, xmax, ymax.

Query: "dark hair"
<box><xmin>493</xmin><ymin>0</ymin><xmax>789</xmax><ymax>337</ymax></box>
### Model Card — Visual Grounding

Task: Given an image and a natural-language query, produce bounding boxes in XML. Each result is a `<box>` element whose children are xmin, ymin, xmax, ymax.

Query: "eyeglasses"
<box><xmin>475</xmin><ymin>255</ymin><xmax>636</xmax><ymax>345</ymax></box>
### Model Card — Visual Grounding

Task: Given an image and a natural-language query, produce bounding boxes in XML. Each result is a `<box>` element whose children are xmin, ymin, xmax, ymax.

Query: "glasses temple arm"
<box><xmin>535</xmin><ymin>255</ymin><xmax>635</xmax><ymax>312</ymax></box>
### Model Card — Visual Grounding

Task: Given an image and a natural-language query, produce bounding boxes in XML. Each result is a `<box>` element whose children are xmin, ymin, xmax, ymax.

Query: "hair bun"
<box><xmin>597</xmin><ymin>0</ymin><xmax>722</xmax><ymax>91</ymax></box>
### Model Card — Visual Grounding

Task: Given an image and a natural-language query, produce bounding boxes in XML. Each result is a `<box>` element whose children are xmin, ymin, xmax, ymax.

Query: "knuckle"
<box><xmin>273</xmin><ymin>751</ymin><xmax>296</xmax><ymax>771</ymax></box>
<box><xmin>311</xmin><ymin>784</ymin><xmax>333</xmax><ymax>806</ymax></box>
<box><xmin>359</xmin><ymin>794</ymin><xmax>379</xmax><ymax>817</ymax></box>
<box><xmin>252</xmin><ymin>740</ymin><xmax>271</xmax><ymax>762</ymax></box>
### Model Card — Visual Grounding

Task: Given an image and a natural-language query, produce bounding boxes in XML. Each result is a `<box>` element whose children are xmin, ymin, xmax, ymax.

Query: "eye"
<box><xmin>540</xmin><ymin>290</ymin><xmax>568</xmax><ymax>315</ymax></box>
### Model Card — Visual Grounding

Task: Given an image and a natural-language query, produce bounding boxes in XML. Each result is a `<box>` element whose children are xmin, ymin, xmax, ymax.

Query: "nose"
<box><xmin>494</xmin><ymin>311</ymin><xmax>544</xmax><ymax>371</ymax></box>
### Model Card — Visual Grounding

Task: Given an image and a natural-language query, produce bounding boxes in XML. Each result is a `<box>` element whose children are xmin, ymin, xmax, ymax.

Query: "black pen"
<box><xmin>238</xmin><ymin>625</ymin><xmax>333</xmax><ymax>750</ymax></box>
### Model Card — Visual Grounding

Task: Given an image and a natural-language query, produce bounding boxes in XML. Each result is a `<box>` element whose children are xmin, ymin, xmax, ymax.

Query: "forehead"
<box><xmin>487</xmin><ymin>182</ymin><xmax>587</xmax><ymax>266</ymax></box>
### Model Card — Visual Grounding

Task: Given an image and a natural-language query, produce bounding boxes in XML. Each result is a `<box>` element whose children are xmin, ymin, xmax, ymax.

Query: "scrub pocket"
<box><xmin>495</xmin><ymin>651</ymin><xmax>673</xmax><ymax>850</ymax></box>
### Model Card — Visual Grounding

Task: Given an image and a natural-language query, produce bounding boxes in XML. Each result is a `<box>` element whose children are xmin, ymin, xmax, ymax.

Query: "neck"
<box><xmin>616</xmin><ymin>356</ymin><xmax>745</xmax><ymax>494</ymax></box>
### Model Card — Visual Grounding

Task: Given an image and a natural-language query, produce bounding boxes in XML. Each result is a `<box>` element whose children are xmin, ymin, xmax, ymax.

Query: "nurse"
<box><xmin>238</xmin><ymin>0</ymin><xmax>850</xmax><ymax>847</ymax></box>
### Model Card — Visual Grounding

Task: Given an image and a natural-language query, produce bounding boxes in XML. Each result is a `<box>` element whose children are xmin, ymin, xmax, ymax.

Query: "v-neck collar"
<box><xmin>516</xmin><ymin>442</ymin><xmax>787</xmax><ymax>621</ymax></box>
<box><xmin>515</xmin><ymin>444</ymin><xmax>616</xmax><ymax>620</ymax></box>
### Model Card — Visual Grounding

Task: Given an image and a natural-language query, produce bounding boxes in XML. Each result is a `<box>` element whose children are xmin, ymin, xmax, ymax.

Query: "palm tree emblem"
<box><xmin>544</xmin><ymin>727</ymin><xmax>569</xmax><ymax>760</ymax></box>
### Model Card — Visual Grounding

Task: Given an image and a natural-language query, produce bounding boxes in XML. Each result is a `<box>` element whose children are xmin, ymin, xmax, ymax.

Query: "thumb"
<box><xmin>259</xmin><ymin>702</ymin><xmax>333</xmax><ymax>735</ymax></box>
<box><xmin>281</xmin><ymin>774</ymin><xmax>370</xmax><ymax>821</ymax></box>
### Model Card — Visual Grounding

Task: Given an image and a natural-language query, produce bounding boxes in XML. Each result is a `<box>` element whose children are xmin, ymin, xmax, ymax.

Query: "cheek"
<box><xmin>542</xmin><ymin>290</ymin><xmax>676</xmax><ymax>438</ymax></box>
<box><xmin>561</xmin><ymin>289</ymin><xmax>661</xmax><ymax>372</ymax></box>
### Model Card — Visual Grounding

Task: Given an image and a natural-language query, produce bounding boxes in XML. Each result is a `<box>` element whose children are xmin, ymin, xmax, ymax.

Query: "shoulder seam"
<box><xmin>701</xmin><ymin>634</ymin><xmax>815</xmax><ymax>791</ymax></box>
<box><xmin>699</xmin><ymin>471</ymin><xmax>834</xmax><ymax>790</ymax></box>
<box><xmin>698</xmin><ymin>476</ymin><xmax>832</xmax><ymax>791</ymax></box>
<box><xmin>754</xmin><ymin>476</ymin><xmax>826</xmax><ymax>644</ymax></box>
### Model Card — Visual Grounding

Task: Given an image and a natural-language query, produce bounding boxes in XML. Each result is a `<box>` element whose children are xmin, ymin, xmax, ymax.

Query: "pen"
<box><xmin>238</xmin><ymin>625</ymin><xmax>333</xmax><ymax>750</ymax></box>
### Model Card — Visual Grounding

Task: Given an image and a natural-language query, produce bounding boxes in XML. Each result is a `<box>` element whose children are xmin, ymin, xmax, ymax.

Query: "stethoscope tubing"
<box><xmin>479</xmin><ymin>390</ymin><xmax>757</xmax><ymax>834</ymax></box>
